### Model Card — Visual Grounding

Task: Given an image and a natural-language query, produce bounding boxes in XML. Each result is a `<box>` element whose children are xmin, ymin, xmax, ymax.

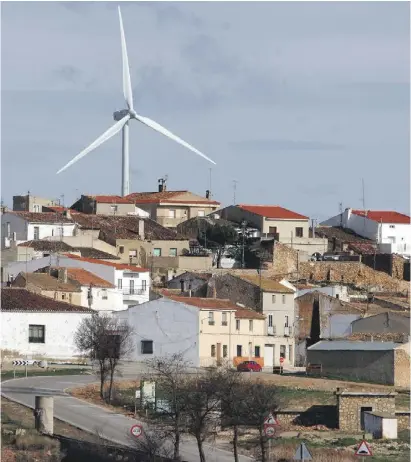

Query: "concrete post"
<box><xmin>34</xmin><ymin>396</ymin><xmax>54</xmax><ymax>435</ymax></box>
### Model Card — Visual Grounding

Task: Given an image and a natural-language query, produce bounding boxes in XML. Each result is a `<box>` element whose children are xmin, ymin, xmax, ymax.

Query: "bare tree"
<box><xmin>181</xmin><ymin>369</ymin><xmax>222</xmax><ymax>462</ymax></box>
<box><xmin>74</xmin><ymin>314</ymin><xmax>133</xmax><ymax>403</ymax></box>
<box><xmin>127</xmin><ymin>428</ymin><xmax>173</xmax><ymax>462</ymax></box>
<box><xmin>144</xmin><ymin>353</ymin><xmax>192</xmax><ymax>461</ymax></box>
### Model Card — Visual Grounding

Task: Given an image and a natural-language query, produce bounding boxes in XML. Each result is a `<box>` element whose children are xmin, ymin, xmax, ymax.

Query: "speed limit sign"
<box><xmin>130</xmin><ymin>424</ymin><xmax>143</xmax><ymax>438</ymax></box>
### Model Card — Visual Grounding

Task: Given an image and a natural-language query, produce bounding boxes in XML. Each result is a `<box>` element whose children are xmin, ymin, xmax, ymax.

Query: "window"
<box><xmin>129</xmin><ymin>280</ymin><xmax>135</xmax><ymax>294</ymax></box>
<box><xmin>61</xmin><ymin>293</ymin><xmax>66</xmax><ymax>300</ymax></box>
<box><xmin>211</xmin><ymin>345</ymin><xmax>216</xmax><ymax>357</ymax></box>
<box><xmin>117</xmin><ymin>279</ymin><xmax>123</xmax><ymax>289</ymax></box>
<box><xmin>29</xmin><ymin>325</ymin><xmax>45</xmax><ymax>343</ymax></box>
<box><xmin>336</xmin><ymin>294</ymin><xmax>339</xmax><ymax>299</ymax></box>
<box><xmin>272</xmin><ymin>294</ymin><xmax>276</xmax><ymax>303</ymax></box>
<box><xmin>223</xmin><ymin>345</ymin><xmax>228</xmax><ymax>357</ymax></box>
<box><xmin>268</xmin><ymin>315</ymin><xmax>273</xmax><ymax>327</ymax></box>
<box><xmin>236</xmin><ymin>319</ymin><xmax>240</xmax><ymax>330</ymax></box>
<box><xmin>6</xmin><ymin>222</ymin><xmax>10</xmax><ymax>238</ymax></box>
<box><xmin>59</xmin><ymin>227</ymin><xmax>64</xmax><ymax>237</ymax></box>
<box><xmin>295</xmin><ymin>227</ymin><xmax>303</xmax><ymax>238</ymax></box>
<box><xmin>129</xmin><ymin>249</ymin><xmax>137</xmax><ymax>257</ymax></box>
<box><xmin>284</xmin><ymin>316</ymin><xmax>289</xmax><ymax>327</ymax></box>
<box><xmin>236</xmin><ymin>345</ymin><xmax>242</xmax><ymax>357</ymax></box>
<box><xmin>141</xmin><ymin>340</ymin><xmax>153</xmax><ymax>354</ymax></box>
<box><xmin>33</xmin><ymin>226</ymin><xmax>40</xmax><ymax>240</ymax></box>
<box><xmin>255</xmin><ymin>346</ymin><xmax>261</xmax><ymax>358</ymax></box>
<box><xmin>208</xmin><ymin>312</ymin><xmax>215</xmax><ymax>325</ymax></box>
<box><xmin>282</xmin><ymin>295</ymin><xmax>286</xmax><ymax>304</ymax></box>
<box><xmin>153</xmin><ymin>248</ymin><xmax>162</xmax><ymax>257</ymax></box>
<box><xmin>169</xmin><ymin>248</ymin><xmax>177</xmax><ymax>257</ymax></box>
<box><xmin>142</xmin><ymin>280</ymin><xmax>147</xmax><ymax>291</ymax></box>
<box><xmin>110</xmin><ymin>205</ymin><xmax>118</xmax><ymax>213</ymax></box>
<box><xmin>249</xmin><ymin>320</ymin><xmax>253</xmax><ymax>332</ymax></box>
<box><xmin>101</xmin><ymin>289</ymin><xmax>108</xmax><ymax>300</ymax></box>
<box><xmin>197</xmin><ymin>210</ymin><xmax>205</xmax><ymax>217</ymax></box>
<box><xmin>169</xmin><ymin>209</ymin><xmax>176</xmax><ymax>218</ymax></box>
<box><xmin>119</xmin><ymin>246</ymin><xmax>124</xmax><ymax>254</ymax></box>
<box><xmin>389</xmin><ymin>225</ymin><xmax>395</xmax><ymax>229</ymax></box>
<box><xmin>280</xmin><ymin>345</ymin><xmax>286</xmax><ymax>358</ymax></box>
<box><xmin>51</xmin><ymin>229</ymin><xmax>54</xmax><ymax>236</ymax></box>
<box><xmin>222</xmin><ymin>312</ymin><xmax>228</xmax><ymax>326</ymax></box>
<box><xmin>33</xmin><ymin>204</ymin><xmax>40</xmax><ymax>213</ymax></box>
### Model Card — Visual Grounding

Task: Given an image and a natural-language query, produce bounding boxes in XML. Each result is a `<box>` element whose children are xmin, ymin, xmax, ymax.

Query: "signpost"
<box><xmin>293</xmin><ymin>442</ymin><xmax>313</xmax><ymax>461</ymax></box>
<box><xmin>355</xmin><ymin>440</ymin><xmax>373</xmax><ymax>461</ymax></box>
<box><xmin>130</xmin><ymin>424</ymin><xmax>143</xmax><ymax>438</ymax></box>
<box><xmin>12</xmin><ymin>359</ymin><xmax>39</xmax><ymax>378</ymax></box>
<box><xmin>264</xmin><ymin>413</ymin><xmax>279</xmax><ymax>461</ymax></box>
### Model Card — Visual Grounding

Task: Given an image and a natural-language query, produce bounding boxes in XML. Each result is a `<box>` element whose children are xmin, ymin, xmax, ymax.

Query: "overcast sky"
<box><xmin>2</xmin><ymin>1</ymin><xmax>409</xmax><ymax>221</ymax></box>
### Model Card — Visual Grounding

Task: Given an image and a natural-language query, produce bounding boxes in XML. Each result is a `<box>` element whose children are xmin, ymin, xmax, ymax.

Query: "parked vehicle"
<box><xmin>236</xmin><ymin>360</ymin><xmax>262</xmax><ymax>372</ymax></box>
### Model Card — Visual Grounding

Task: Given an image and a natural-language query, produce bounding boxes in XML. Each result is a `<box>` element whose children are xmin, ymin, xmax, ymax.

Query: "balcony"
<box><xmin>284</xmin><ymin>326</ymin><xmax>292</xmax><ymax>337</ymax></box>
<box><xmin>267</xmin><ymin>326</ymin><xmax>276</xmax><ymax>336</ymax></box>
<box><xmin>121</xmin><ymin>288</ymin><xmax>147</xmax><ymax>297</ymax></box>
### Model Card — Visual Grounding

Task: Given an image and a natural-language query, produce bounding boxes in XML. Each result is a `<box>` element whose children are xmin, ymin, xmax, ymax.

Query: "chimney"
<box><xmin>58</xmin><ymin>268</ymin><xmax>67</xmax><ymax>283</ymax></box>
<box><xmin>188</xmin><ymin>278</ymin><xmax>193</xmax><ymax>298</ymax></box>
<box><xmin>158</xmin><ymin>180</ymin><xmax>163</xmax><ymax>193</ymax></box>
<box><xmin>212</xmin><ymin>284</ymin><xmax>217</xmax><ymax>299</ymax></box>
<box><xmin>180</xmin><ymin>279</ymin><xmax>185</xmax><ymax>293</ymax></box>
<box><xmin>138</xmin><ymin>220</ymin><xmax>145</xmax><ymax>240</ymax></box>
<box><xmin>206</xmin><ymin>190</ymin><xmax>210</xmax><ymax>199</ymax></box>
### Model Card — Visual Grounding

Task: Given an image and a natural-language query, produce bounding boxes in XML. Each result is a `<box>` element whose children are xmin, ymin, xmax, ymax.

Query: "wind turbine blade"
<box><xmin>57</xmin><ymin>115</ymin><xmax>130</xmax><ymax>174</ymax></box>
<box><xmin>134</xmin><ymin>113</ymin><xmax>216</xmax><ymax>165</ymax></box>
<box><xmin>118</xmin><ymin>6</ymin><xmax>134</xmax><ymax>111</ymax></box>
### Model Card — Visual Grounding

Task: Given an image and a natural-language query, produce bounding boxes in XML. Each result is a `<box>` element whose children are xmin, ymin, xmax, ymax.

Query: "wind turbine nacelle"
<box><xmin>113</xmin><ymin>109</ymin><xmax>129</xmax><ymax>121</ymax></box>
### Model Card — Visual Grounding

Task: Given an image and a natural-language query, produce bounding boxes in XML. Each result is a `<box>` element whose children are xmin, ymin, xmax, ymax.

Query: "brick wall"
<box><xmin>337</xmin><ymin>394</ymin><xmax>396</xmax><ymax>431</ymax></box>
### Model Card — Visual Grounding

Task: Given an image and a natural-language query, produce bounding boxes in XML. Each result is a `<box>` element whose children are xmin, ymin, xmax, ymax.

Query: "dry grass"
<box><xmin>269</xmin><ymin>444</ymin><xmax>357</xmax><ymax>461</ymax></box>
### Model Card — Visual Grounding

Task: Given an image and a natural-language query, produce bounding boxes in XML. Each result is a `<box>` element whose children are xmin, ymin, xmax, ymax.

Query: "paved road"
<box><xmin>2</xmin><ymin>374</ymin><xmax>252</xmax><ymax>462</ymax></box>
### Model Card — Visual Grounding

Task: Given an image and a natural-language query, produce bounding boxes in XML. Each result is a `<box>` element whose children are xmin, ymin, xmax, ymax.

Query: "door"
<box><xmin>216</xmin><ymin>343</ymin><xmax>222</xmax><ymax>366</ymax></box>
<box><xmin>360</xmin><ymin>407</ymin><xmax>372</xmax><ymax>430</ymax></box>
<box><xmin>129</xmin><ymin>279</ymin><xmax>135</xmax><ymax>295</ymax></box>
<box><xmin>264</xmin><ymin>345</ymin><xmax>274</xmax><ymax>368</ymax></box>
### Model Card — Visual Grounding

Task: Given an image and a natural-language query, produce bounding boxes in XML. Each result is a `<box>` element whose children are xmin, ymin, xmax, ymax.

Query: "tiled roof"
<box><xmin>234</xmin><ymin>308</ymin><xmax>265</xmax><ymax>320</ymax></box>
<box><xmin>167</xmin><ymin>296</ymin><xmax>239</xmax><ymax>310</ymax></box>
<box><xmin>88</xmin><ymin>195</ymin><xmax>135</xmax><ymax>204</ymax></box>
<box><xmin>66</xmin><ymin>268</ymin><xmax>115</xmax><ymax>288</ymax></box>
<box><xmin>1</xmin><ymin>288</ymin><xmax>93</xmax><ymax>313</ymax></box>
<box><xmin>76</xmin><ymin>247</ymin><xmax>120</xmax><ymax>260</ymax></box>
<box><xmin>315</xmin><ymin>226</ymin><xmax>373</xmax><ymax>243</ymax></box>
<box><xmin>126</xmin><ymin>190</ymin><xmax>220</xmax><ymax>205</ymax></box>
<box><xmin>308</xmin><ymin>340</ymin><xmax>399</xmax><ymax>351</ymax></box>
<box><xmin>5</xmin><ymin>211</ymin><xmax>73</xmax><ymax>224</ymax></box>
<box><xmin>352</xmin><ymin>210</ymin><xmax>411</xmax><ymax>224</ymax></box>
<box><xmin>64</xmin><ymin>253</ymin><xmax>148</xmax><ymax>272</ymax></box>
<box><xmin>18</xmin><ymin>240</ymin><xmax>75</xmax><ymax>252</ymax></box>
<box><xmin>238</xmin><ymin>205</ymin><xmax>308</xmax><ymax>220</ymax></box>
<box><xmin>12</xmin><ymin>272</ymin><xmax>80</xmax><ymax>292</ymax></box>
<box><xmin>238</xmin><ymin>275</ymin><xmax>295</xmax><ymax>293</ymax></box>
<box><xmin>42</xmin><ymin>206</ymin><xmax>69</xmax><ymax>213</ymax></box>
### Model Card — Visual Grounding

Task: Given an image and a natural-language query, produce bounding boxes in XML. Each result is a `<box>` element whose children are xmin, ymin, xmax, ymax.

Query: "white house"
<box><xmin>3</xmin><ymin>254</ymin><xmax>151</xmax><ymax>308</ymax></box>
<box><xmin>321</xmin><ymin>208</ymin><xmax>410</xmax><ymax>256</ymax></box>
<box><xmin>1</xmin><ymin>212</ymin><xmax>76</xmax><ymax>249</ymax></box>
<box><xmin>1</xmin><ymin>288</ymin><xmax>93</xmax><ymax>359</ymax></box>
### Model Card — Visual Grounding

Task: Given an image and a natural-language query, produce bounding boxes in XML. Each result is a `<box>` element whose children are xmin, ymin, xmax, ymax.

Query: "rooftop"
<box><xmin>63</xmin><ymin>253</ymin><xmax>148</xmax><ymax>272</ymax></box>
<box><xmin>352</xmin><ymin>210</ymin><xmax>410</xmax><ymax>224</ymax></box>
<box><xmin>18</xmin><ymin>240</ymin><xmax>75</xmax><ymax>252</ymax></box>
<box><xmin>126</xmin><ymin>190</ymin><xmax>220</xmax><ymax>205</ymax></box>
<box><xmin>5</xmin><ymin>211</ymin><xmax>73</xmax><ymax>224</ymax></box>
<box><xmin>12</xmin><ymin>272</ymin><xmax>80</xmax><ymax>292</ymax></box>
<box><xmin>1</xmin><ymin>288</ymin><xmax>93</xmax><ymax>313</ymax></box>
<box><xmin>238</xmin><ymin>275</ymin><xmax>295</xmax><ymax>293</ymax></box>
<box><xmin>315</xmin><ymin>226</ymin><xmax>373</xmax><ymax>244</ymax></box>
<box><xmin>308</xmin><ymin>340</ymin><xmax>400</xmax><ymax>351</ymax></box>
<box><xmin>238</xmin><ymin>205</ymin><xmax>308</xmax><ymax>220</ymax></box>
<box><xmin>87</xmin><ymin>195</ymin><xmax>134</xmax><ymax>204</ymax></box>
<box><xmin>66</xmin><ymin>268</ymin><xmax>115</xmax><ymax>288</ymax></box>
<box><xmin>76</xmin><ymin>247</ymin><xmax>120</xmax><ymax>260</ymax></box>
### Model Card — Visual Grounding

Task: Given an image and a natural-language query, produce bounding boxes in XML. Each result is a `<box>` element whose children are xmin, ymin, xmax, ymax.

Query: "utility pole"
<box><xmin>241</xmin><ymin>220</ymin><xmax>247</xmax><ymax>268</ymax></box>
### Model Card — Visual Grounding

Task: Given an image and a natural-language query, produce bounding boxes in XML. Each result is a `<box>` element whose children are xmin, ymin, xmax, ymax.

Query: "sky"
<box><xmin>1</xmin><ymin>1</ymin><xmax>410</xmax><ymax>222</ymax></box>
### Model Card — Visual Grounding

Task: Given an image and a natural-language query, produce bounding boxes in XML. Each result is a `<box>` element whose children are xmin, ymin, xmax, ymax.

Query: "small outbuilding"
<box><xmin>364</xmin><ymin>411</ymin><xmax>398</xmax><ymax>439</ymax></box>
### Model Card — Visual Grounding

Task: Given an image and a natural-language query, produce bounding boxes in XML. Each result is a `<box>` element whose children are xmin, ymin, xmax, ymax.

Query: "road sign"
<box><xmin>130</xmin><ymin>424</ymin><xmax>143</xmax><ymax>438</ymax></box>
<box><xmin>355</xmin><ymin>440</ymin><xmax>372</xmax><ymax>456</ymax></box>
<box><xmin>264</xmin><ymin>413</ymin><xmax>279</xmax><ymax>425</ymax></box>
<box><xmin>280</xmin><ymin>357</ymin><xmax>284</xmax><ymax>364</ymax></box>
<box><xmin>264</xmin><ymin>426</ymin><xmax>276</xmax><ymax>438</ymax></box>
<box><xmin>12</xmin><ymin>360</ymin><xmax>38</xmax><ymax>366</ymax></box>
<box><xmin>293</xmin><ymin>442</ymin><xmax>313</xmax><ymax>461</ymax></box>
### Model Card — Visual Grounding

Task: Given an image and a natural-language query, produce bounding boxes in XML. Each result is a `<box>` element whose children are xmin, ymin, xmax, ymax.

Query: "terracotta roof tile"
<box><xmin>238</xmin><ymin>275</ymin><xmax>295</xmax><ymax>293</ymax></box>
<box><xmin>238</xmin><ymin>205</ymin><xmax>308</xmax><ymax>220</ymax></box>
<box><xmin>5</xmin><ymin>211</ymin><xmax>73</xmax><ymax>224</ymax></box>
<box><xmin>1</xmin><ymin>288</ymin><xmax>93</xmax><ymax>313</ymax></box>
<box><xmin>64</xmin><ymin>253</ymin><xmax>149</xmax><ymax>272</ymax></box>
<box><xmin>352</xmin><ymin>210</ymin><xmax>410</xmax><ymax>224</ymax></box>
<box><xmin>167</xmin><ymin>296</ymin><xmax>239</xmax><ymax>310</ymax></box>
<box><xmin>234</xmin><ymin>308</ymin><xmax>265</xmax><ymax>320</ymax></box>
<box><xmin>66</xmin><ymin>268</ymin><xmax>115</xmax><ymax>288</ymax></box>
<box><xmin>89</xmin><ymin>195</ymin><xmax>135</xmax><ymax>204</ymax></box>
<box><xmin>126</xmin><ymin>190</ymin><xmax>220</xmax><ymax>205</ymax></box>
<box><xmin>77</xmin><ymin>247</ymin><xmax>120</xmax><ymax>260</ymax></box>
<box><xmin>12</xmin><ymin>272</ymin><xmax>80</xmax><ymax>292</ymax></box>
<box><xmin>18</xmin><ymin>240</ymin><xmax>75</xmax><ymax>252</ymax></box>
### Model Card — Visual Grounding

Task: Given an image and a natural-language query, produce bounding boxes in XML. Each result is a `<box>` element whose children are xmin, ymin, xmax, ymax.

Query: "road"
<box><xmin>1</xmin><ymin>374</ymin><xmax>253</xmax><ymax>462</ymax></box>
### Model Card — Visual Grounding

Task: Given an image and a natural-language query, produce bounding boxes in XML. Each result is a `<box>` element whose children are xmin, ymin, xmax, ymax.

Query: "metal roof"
<box><xmin>307</xmin><ymin>340</ymin><xmax>400</xmax><ymax>351</ymax></box>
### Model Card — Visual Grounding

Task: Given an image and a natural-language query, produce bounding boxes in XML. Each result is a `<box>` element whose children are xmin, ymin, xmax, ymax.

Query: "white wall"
<box><xmin>80</xmin><ymin>287</ymin><xmax>124</xmax><ymax>313</ymax></box>
<box><xmin>114</xmin><ymin>269</ymin><xmax>150</xmax><ymax>307</ymax></box>
<box><xmin>1</xmin><ymin>311</ymin><xmax>91</xmax><ymax>359</ymax></box>
<box><xmin>297</xmin><ymin>286</ymin><xmax>349</xmax><ymax>302</ymax></box>
<box><xmin>114</xmin><ymin>298</ymin><xmax>200</xmax><ymax>365</ymax></box>
<box><xmin>262</xmin><ymin>292</ymin><xmax>295</xmax><ymax>337</ymax></box>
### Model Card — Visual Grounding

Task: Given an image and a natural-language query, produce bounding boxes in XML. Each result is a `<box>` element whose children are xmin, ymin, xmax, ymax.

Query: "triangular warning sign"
<box><xmin>355</xmin><ymin>440</ymin><xmax>372</xmax><ymax>456</ymax></box>
<box><xmin>293</xmin><ymin>442</ymin><xmax>313</xmax><ymax>461</ymax></box>
<box><xmin>264</xmin><ymin>413</ymin><xmax>279</xmax><ymax>425</ymax></box>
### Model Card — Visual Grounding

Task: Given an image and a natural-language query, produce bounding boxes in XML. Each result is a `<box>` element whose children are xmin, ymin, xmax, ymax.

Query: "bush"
<box><xmin>14</xmin><ymin>431</ymin><xmax>60</xmax><ymax>452</ymax></box>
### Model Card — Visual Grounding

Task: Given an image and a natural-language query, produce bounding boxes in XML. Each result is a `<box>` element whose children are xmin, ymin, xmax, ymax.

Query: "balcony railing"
<box><xmin>121</xmin><ymin>288</ymin><xmax>146</xmax><ymax>295</ymax></box>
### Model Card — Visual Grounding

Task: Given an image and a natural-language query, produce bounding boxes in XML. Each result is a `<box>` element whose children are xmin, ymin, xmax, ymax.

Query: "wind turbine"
<box><xmin>57</xmin><ymin>6</ymin><xmax>216</xmax><ymax>197</ymax></box>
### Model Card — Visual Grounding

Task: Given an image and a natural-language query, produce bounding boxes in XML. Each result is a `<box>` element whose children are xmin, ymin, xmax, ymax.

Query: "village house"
<box><xmin>12</xmin><ymin>194</ymin><xmax>61</xmax><ymax>213</ymax></box>
<box><xmin>294</xmin><ymin>291</ymin><xmax>363</xmax><ymax>366</ymax></box>
<box><xmin>3</xmin><ymin>254</ymin><xmax>150</xmax><ymax>308</ymax></box>
<box><xmin>114</xmin><ymin>296</ymin><xmax>266</xmax><ymax>368</ymax></box>
<box><xmin>70</xmin><ymin>195</ymin><xmax>149</xmax><ymax>217</ymax></box>
<box><xmin>1</xmin><ymin>288</ymin><xmax>93</xmax><ymax>359</ymax></box>
<box><xmin>321</xmin><ymin>208</ymin><xmax>411</xmax><ymax>256</ymax></box>
<box><xmin>166</xmin><ymin>271</ymin><xmax>213</xmax><ymax>297</ymax></box>
<box><xmin>206</xmin><ymin>273</ymin><xmax>296</xmax><ymax>367</ymax></box>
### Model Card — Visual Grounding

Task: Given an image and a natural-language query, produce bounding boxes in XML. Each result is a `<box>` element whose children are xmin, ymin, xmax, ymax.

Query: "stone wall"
<box><xmin>298</xmin><ymin>261</ymin><xmax>409</xmax><ymax>292</ymax></box>
<box><xmin>396</xmin><ymin>411</ymin><xmax>411</xmax><ymax>430</ymax></box>
<box><xmin>337</xmin><ymin>393</ymin><xmax>396</xmax><ymax>431</ymax></box>
<box><xmin>394</xmin><ymin>347</ymin><xmax>411</xmax><ymax>389</ymax></box>
<box><xmin>272</xmin><ymin>242</ymin><xmax>300</xmax><ymax>277</ymax></box>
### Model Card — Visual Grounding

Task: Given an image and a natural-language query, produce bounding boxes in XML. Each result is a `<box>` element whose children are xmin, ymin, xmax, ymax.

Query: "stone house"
<box><xmin>307</xmin><ymin>340</ymin><xmax>410</xmax><ymax>388</ymax></box>
<box><xmin>166</xmin><ymin>271</ymin><xmax>212</xmax><ymax>297</ymax></box>
<box><xmin>294</xmin><ymin>291</ymin><xmax>363</xmax><ymax>365</ymax></box>
<box><xmin>206</xmin><ymin>273</ymin><xmax>296</xmax><ymax>367</ymax></box>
